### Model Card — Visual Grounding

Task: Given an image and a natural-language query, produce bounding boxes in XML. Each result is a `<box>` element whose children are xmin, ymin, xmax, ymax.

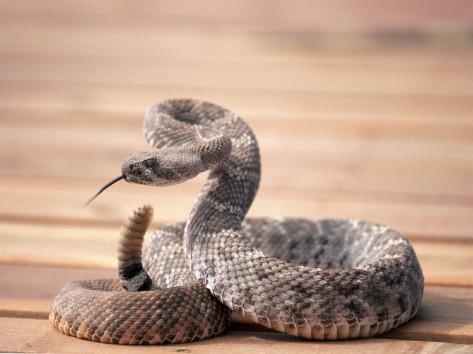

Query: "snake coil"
<box><xmin>50</xmin><ymin>98</ymin><xmax>424</xmax><ymax>343</ymax></box>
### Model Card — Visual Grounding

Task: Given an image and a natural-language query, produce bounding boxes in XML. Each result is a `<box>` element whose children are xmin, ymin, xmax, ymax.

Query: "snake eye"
<box><xmin>145</xmin><ymin>159</ymin><xmax>156</xmax><ymax>168</ymax></box>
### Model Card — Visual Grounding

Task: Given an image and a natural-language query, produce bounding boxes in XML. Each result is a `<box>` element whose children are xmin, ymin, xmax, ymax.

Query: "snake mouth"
<box><xmin>84</xmin><ymin>175</ymin><xmax>126</xmax><ymax>206</ymax></box>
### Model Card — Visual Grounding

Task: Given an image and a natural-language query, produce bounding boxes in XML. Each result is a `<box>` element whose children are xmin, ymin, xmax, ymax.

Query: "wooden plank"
<box><xmin>0</xmin><ymin>213</ymin><xmax>471</xmax><ymax>285</ymax></box>
<box><xmin>1</xmin><ymin>318</ymin><xmax>470</xmax><ymax>354</ymax></box>
<box><xmin>1</xmin><ymin>0</ymin><xmax>472</xmax><ymax>35</ymax></box>
<box><xmin>1</xmin><ymin>106</ymin><xmax>473</xmax><ymax>142</ymax></box>
<box><xmin>1</xmin><ymin>17</ymin><xmax>472</xmax><ymax>62</ymax></box>
<box><xmin>1</xmin><ymin>51</ymin><xmax>472</xmax><ymax>96</ymax></box>
<box><xmin>0</xmin><ymin>0</ymin><xmax>471</xmax><ymax>351</ymax></box>
<box><xmin>1</xmin><ymin>80</ymin><xmax>472</xmax><ymax>123</ymax></box>
<box><xmin>2</xmin><ymin>11</ymin><xmax>471</xmax><ymax>56</ymax></box>
<box><xmin>0</xmin><ymin>89</ymin><xmax>472</xmax><ymax>231</ymax></box>
<box><xmin>246</xmin><ymin>285</ymin><xmax>473</xmax><ymax>343</ymax></box>
<box><xmin>2</xmin><ymin>24</ymin><xmax>473</xmax><ymax>61</ymax></box>
<box><xmin>384</xmin><ymin>286</ymin><xmax>473</xmax><ymax>344</ymax></box>
<box><xmin>2</xmin><ymin>105</ymin><xmax>473</xmax><ymax>156</ymax></box>
<box><xmin>0</xmin><ymin>223</ymin><xmax>120</xmax><ymax>268</ymax></box>
<box><xmin>2</xmin><ymin>117</ymin><xmax>472</xmax><ymax>200</ymax></box>
<box><xmin>1</xmin><ymin>265</ymin><xmax>472</xmax><ymax>344</ymax></box>
<box><xmin>0</xmin><ymin>6</ymin><xmax>471</xmax><ymax>97</ymax></box>
<box><xmin>0</xmin><ymin>265</ymin><xmax>114</xmax><ymax>319</ymax></box>
<box><xmin>1</xmin><ymin>115</ymin><xmax>472</xmax><ymax>198</ymax></box>
<box><xmin>0</xmin><ymin>175</ymin><xmax>472</xmax><ymax>239</ymax></box>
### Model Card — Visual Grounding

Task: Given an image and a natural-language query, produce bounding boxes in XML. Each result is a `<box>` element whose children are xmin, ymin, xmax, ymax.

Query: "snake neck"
<box><xmin>145</xmin><ymin>99</ymin><xmax>261</xmax><ymax>275</ymax></box>
<box><xmin>184</xmin><ymin>115</ymin><xmax>261</xmax><ymax>255</ymax></box>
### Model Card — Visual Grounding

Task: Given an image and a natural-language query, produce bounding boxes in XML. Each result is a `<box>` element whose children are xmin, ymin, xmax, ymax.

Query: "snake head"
<box><xmin>121</xmin><ymin>149</ymin><xmax>202</xmax><ymax>186</ymax></box>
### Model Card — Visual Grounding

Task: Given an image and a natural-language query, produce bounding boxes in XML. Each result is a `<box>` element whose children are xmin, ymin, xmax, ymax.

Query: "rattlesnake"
<box><xmin>50</xmin><ymin>98</ymin><xmax>424</xmax><ymax>344</ymax></box>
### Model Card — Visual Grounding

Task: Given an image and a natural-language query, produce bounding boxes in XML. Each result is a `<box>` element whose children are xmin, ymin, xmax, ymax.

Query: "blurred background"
<box><xmin>0</xmin><ymin>1</ymin><xmax>472</xmax><ymax>350</ymax></box>
<box><xmin>0</xmin><ymin>1</ymin><xmax>472</xmax><ymax>291</ymax></box>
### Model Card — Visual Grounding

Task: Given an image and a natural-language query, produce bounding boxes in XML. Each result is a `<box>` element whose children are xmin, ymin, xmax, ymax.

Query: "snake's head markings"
<box><xmin>122</xmin><ymin>149</ymin><xmax>202</xmax><ymax>186</ymax></box>
<box><xmin>121</xmin><ymin>151</ymin><xmax>160</xmax><ymax>185</ymax></box>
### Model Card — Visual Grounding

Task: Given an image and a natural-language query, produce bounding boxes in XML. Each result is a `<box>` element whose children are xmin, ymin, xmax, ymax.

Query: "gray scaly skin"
<box><xmin>50</xmin><ymin>98</ymin><xmax>424</xmax><ymax>343</ymax></box>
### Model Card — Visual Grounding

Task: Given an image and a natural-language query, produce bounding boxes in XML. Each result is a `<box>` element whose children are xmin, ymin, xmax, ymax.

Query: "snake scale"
<box><xmin>50</xmin><ymin>98</ymin><xmax>424</xmax><ymax>344</ymax></box>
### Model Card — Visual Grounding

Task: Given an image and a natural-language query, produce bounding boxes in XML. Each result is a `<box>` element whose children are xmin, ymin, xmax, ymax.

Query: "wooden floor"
<box><xmin>1</xmin><ymin>1</ymin><xmax>472</xmax><ymax>353</ymax></box>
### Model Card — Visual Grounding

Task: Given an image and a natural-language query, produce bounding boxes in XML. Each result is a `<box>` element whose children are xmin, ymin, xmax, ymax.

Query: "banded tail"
<box><xmin>118</xmin><ymin>204</ymin><xmax>154</xmax><ymax>291</ymax></box>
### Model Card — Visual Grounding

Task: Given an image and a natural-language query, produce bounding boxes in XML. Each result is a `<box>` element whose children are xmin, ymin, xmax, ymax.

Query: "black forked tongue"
<box><xmin>84</xmin><ymin>175</ymin><xmax>126</xmax><ymax>206</ymax></box>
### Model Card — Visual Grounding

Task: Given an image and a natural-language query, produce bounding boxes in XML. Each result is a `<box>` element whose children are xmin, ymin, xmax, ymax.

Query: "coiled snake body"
<box><xmin>50</xmin><ymin>99</ymin><xmax>424</xmax><ymax>344</ymax></box>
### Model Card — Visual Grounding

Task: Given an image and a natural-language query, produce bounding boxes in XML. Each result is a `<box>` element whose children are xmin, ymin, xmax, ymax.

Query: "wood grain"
<box><xmin>1</xmin><ymin>264</ymin><xmax>472</xmax><ymax>345</ymax></box>
<box><xmin>2</xmin><ymin>52</ymin><xmax>472</xmax><ymax>96</ymax></box>
<box><xmin>1</xmin><ymin>318</ymin><xmax>472</xmax><ymax>354</ymax></box>
<box><xmin>2</xmin><ymin>105</ymin><xmax>473</xmax><ymax>142</ymax></box>
<box><xmin>2</xmin><ymin>0</ymin><xmax>472</xmax><ymax>33</ymax></box>
<box><xmin>1</xmin><ymin>223</ymin><xmax>472</xmax><ymax>285</ymax></box>
<box><xmin>1</xmin><ymin>176</ymin><xmax>472</xmax><ymax>239</ymax></box>
<box><xmin>1</xmin><ymin>0</ymin><xmax>472</xmax><ymax>351</ymax></box>
<box><xmin>0</xmin><ymin>265</ymin><xmax>115</xmax><ymax>319</ymax></box>
<box><xmin>1</xmin><ymin>81</ymin><xmax>472</xmax><ymax>122</ymax></box>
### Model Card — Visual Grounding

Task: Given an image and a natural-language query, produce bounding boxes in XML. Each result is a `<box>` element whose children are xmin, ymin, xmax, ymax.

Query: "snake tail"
<box><xmin>118</xmin><ymin>204</ymin><xmax>154</xmax><ymax>291</ymax></box>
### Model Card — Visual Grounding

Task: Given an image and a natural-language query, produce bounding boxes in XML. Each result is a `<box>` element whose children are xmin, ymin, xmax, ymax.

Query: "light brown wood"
<box><xmin>1</xmin><ymin>318</ymin><xmax>472</xmax><ymax>354</ymax></box>
<box><xmin>0</xmin><ymin>265</ymin><xmax>115</xmax><ymax>319</ymax></box>
<box><xmin>2</xmin><ymin>131</ymin><xmax>472</xmax><ymax>204</ymax></box>
<box><xmin>2</xmin><ymin>51</ymin><xmax>473</xmax><ymax>96</ymax></box>
<box><xmin>1</xmin><ymin>0</ymin><xmax>472</xmax><ymax>351</ymax></box>
<box><xmin>385</xmin><ymin>286</ymin><xmax>473</xmax><ymax>344</ymax></box>
<box><xmin>1</xmin><ymin>224</ymin><xmax>472</xmax><ymax>285</ymax></box>
<box><xmin>1</xmin><ymin>176</ymin><xmax>472</xmax><ymax>239</ymax></box>
<box><xmin>1</xmin><ymin>81</ymin><xmax>473</xmax><ymax>122</ymax></box>
<box><xmin>1</xmin><ymin>264</ymin><xmax>472</xmax><ymax>344</ymax></box>
<box><xmin>2</xmin><ymin>108</ymin><xmax>472</xmax><ymax>198</ymax></box>
<box><xmin>2</xmin><ymin>106</ymin><xmax>473</xmax><ymax>143</ymax></box>
<box><xmin>2</xmin><ymin>0</ymin><xmax>472</xmax><ymax>34</ymax></box>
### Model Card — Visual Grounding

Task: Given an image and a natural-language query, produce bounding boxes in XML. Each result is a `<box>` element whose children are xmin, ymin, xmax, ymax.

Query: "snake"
<box><xmin>50</xmin><ymin>98</ymin><xmax>424</xmax><ymax>344</ymax></box>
